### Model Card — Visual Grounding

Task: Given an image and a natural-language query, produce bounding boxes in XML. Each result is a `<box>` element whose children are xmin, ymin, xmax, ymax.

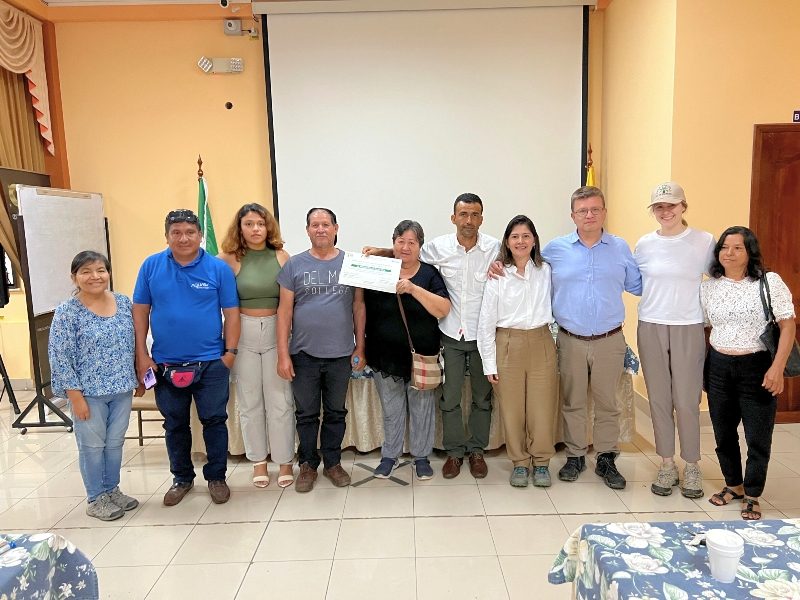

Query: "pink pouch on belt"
<box><xmin>162</xmin><ymin>364</ymin><xmax>201</xmax><ymax>388</ymax></box>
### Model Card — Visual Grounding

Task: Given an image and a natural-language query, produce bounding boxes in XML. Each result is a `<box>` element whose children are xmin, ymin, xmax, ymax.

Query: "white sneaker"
<box><xmin>86</xmin><ymin>493</ymin><xmax>124</xmax><ymax>521</ymax></box>
<box><xmin>107</xmin><ymin>487</ymin><xmax>139</xmax><ymax>511</ymax></box>
<box><xmin>681</xmin><ymin>463</ymin><xmax>704</xmax><ymax>499</ymax></box>
<box><xmin>650</xmin><ymin>463</ymin><xmax>679</xmax><ymax>496</ymax></box>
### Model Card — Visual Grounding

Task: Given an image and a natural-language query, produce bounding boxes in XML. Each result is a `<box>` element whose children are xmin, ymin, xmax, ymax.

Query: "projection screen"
<box><xmin>262</xmin><ymin>4</ymin><xmax>587</xmax><ymax>254</ymax></box>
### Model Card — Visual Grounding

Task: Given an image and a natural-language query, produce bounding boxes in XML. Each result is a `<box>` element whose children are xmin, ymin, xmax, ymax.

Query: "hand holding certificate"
<box><xmin>338</xmin><ymin>251</ymin><xmax>401</xmax><ymax>293</ymax></box>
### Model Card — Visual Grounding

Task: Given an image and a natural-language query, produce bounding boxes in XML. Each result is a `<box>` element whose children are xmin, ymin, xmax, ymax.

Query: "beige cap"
<box><xmin>649</xmin><ymin>182</ymin><xmax>686</xmax><ymax>207</ymax></box>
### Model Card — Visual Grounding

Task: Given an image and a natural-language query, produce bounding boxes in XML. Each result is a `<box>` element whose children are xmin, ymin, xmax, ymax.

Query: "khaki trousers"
<box><xmin>637</xmin><ymin>321</ymin><xmax>704</xmax><ymax>462</ymax></box>
<box><xmin>233</xmin><ymin>314</ymin><xmax>296</xmax><ymax>465</ymax></box>
<box><xmin>557</xmin><ymin>329</ymin><xmax>626</xmax><ymax>456</ymax></box>
<box><xmin>494</xmin><ymin>326</ymin><xmax>558</xmax><ymax>467</ymax></box>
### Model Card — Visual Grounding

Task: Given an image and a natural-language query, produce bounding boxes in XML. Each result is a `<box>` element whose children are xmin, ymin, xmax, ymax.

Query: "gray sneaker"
<box><xmin>681</xmin><ymin>463</ymin><xmax>704</xmax><ymax>499</ymax></box>
<box><xmin>86</xmin><ymin>493</ymin><xmax>124</xmax><ymax>521</ymax></box>
<box><xmin>532</xmin><ymin>466</ymin><xmax>552</xmax><ymax>488</ymax></box>
<box><xmin>650</xmin><ymin>463</ymin><xmax>679</xmax><ymax>496</ymax></box>
<box><xmin>510</xmin><ymin>466</ymin><xmax>529</xmax><ymax>487</ymax></box>
<box><xmin>107</xmin><ymin>487</ymin><xmax>139</xmax><ymax>511</ymax></box>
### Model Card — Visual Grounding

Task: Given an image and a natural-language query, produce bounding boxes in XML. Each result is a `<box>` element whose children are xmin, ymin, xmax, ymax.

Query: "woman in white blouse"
<box><xmin>478</xmin><ymin>215</ymin><xmax>557</xmax><ymax>488</ymax></box>
<box><xmin>701</xmin><ymin>226</ymin><xmax>796</xmax><ymax>520</ymax></box>
<box><xmin>634</xmin><ymin>182</ymin><xmax>715</xmax><ymax>500</ymax></box>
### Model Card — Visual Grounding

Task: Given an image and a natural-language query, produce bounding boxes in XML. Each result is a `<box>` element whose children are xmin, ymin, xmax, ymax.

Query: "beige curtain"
<box><xmin>0</xmin><ymin>0</ymin><xmax>53</xmax><ymax>155</ymax></box>
<box><xmin>0</xmin><ymin>67</ymin><xmax>45</xmax><ymax>172</ymax></box>
<box><xmin>0</xmin><ymin>66</ymin><xmax>45</xmax><ymax>273</ymax></box>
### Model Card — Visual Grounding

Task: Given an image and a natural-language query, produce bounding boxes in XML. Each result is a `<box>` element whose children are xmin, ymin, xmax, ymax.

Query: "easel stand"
<box><xmin>12</xmin><ymin>391</ymin><xmax>72</xmax><ymax>434</ymax></box>
<box><xmin>0</xmin><ymin>353</ymin><xmax>20</xmax><ymax>414</ymax></box>
<box><xmin>11</xmin><ymin>214</ymin><xmax>75</xmax><ymax>434</ymax></box>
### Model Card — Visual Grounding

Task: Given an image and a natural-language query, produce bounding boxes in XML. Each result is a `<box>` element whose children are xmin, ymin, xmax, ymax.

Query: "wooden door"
<box><xmin>750</xmin><ymin>123</ymin><xmax>800</xmax><ymax>422</ymax></box>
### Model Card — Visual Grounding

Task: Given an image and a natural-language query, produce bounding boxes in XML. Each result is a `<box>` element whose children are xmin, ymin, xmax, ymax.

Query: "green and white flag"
<box><xmin>197</xmin><ymin>176</ymin><xmax>218</xmax><ymax>255</ymax></box>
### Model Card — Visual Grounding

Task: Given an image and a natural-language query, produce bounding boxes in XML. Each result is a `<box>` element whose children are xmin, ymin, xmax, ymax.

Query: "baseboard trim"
<box><xmin>7</xmin><ymin>379</ymin><xmax>35</xmax><ymax>391</ymax></box>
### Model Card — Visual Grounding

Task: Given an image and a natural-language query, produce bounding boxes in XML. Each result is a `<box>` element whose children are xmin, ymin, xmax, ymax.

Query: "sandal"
<box><xmin>742</xmin><ymin>497</ymin><xmax>762</xmax><ymax>521</ymax></box>
<box><xmin>708</xmin><ymin>486</ymin><xmax>744</xmax><ymax>507</ymax></box>
<box><xmin>252</xmin><ymin>461</ymin><xmax>270</xmax><ymax>488</ymax></box>
<box><xmin>277</xmin><ymin>467</ymin><xmax>294</xmax><ymax>489</ymax></box>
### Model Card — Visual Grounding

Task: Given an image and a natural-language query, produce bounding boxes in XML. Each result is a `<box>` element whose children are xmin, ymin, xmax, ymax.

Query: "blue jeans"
<box><xmin>72</xmin><ymin>391</ymin><xmax>133</xmax><ymax>502</ymax></box>
<box><xmin>291</xmin><ymin>352</ymin><xmax>350</xmax><ymax>470</ymax></box>
<box><xmin>154</xmin><ymin>359</ymin><xmax>230</xmax><ymax>483</ymax></box>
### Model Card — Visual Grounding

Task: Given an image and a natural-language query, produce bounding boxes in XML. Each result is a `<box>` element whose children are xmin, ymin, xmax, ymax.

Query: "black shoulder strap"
<box><xmin>759</xmin><ymin>274</ymin><xmax>777</xmax><ymax>324</ymax></box>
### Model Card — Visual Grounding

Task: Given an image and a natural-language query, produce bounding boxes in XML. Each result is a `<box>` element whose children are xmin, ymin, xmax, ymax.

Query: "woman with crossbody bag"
<box><xmin>363</xmin><ymin>220</ymin><xmax>451</xmax><ymax>480</ymax></box>
<box><xmin>701</xmin><ymin>226</ymin><xmax>797</xmax><ymax>520</ymax></box>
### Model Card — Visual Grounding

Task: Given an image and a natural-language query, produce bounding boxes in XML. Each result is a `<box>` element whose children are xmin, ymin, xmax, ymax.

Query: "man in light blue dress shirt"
<box><xmin>543</xmin><ymin>186</ymin><xmax>642</xmax><ymax>490</ymax></box>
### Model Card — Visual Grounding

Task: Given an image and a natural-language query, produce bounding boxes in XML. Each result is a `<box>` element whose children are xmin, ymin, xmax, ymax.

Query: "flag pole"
<box><xmin>196</xmin><ymin>155</ymin><xmax>219</xmax><ymax>255</ymax></box>
<box><xmin>585</xmin><ymin>143</ymin><xmax>596</xmax><ymax>187</ymax></box>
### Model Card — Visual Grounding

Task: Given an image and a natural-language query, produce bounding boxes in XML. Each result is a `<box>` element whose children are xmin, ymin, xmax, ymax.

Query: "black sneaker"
<box><xmin>595</xmin><ymin>452</ymin><xmax>626</xmax><ymax>489</ymax></box>
<box><xmin>558</xmin><ymin>456</ymin><xmax>586</xmax><ymax>482</ymax></box>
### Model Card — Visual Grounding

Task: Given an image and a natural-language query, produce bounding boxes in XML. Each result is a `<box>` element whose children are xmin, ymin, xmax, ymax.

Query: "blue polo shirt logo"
<box><xmin>190</xmin><ymin>282</ymin><xmax>212</xmax><ymax>290</ymax></box>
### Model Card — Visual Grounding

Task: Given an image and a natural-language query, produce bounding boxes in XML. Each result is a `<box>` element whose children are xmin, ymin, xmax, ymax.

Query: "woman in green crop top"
<box><xmin>220</xmin><ymin>204</ymin><xmax>296</xmax><ymax>488</ymax></box>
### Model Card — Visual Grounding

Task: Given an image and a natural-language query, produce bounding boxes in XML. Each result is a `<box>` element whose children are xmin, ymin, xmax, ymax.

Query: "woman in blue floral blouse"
<box><xmin>49</xmin><ymin>251</ymin><xmax>142</xmax><ymax>521</ymax></box>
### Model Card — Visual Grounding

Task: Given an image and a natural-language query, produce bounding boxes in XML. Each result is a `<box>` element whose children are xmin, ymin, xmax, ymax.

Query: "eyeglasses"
<box><xmin>166</xmin><ymin>209</ymin><xmax>199</xmax><ymax>224</ymax></box>
<box><xmin>573</xmin><ymin>207</ymin><xmax>604</xmax><ymax>217</ymax></box>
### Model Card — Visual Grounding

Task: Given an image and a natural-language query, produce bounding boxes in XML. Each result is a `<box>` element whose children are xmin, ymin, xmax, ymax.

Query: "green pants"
<box><xmin>440</xmin><ymin>333</ymin><xmax>493</xmax><ymax>457</ymax></box>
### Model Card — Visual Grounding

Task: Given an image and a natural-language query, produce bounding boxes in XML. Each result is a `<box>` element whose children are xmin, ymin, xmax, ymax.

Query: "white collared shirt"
<box><xmin>420</xmin><ymin>232</ymin><xmax>501</xmax><ymax>342</ymax></box>
<box><xmin>477</xmin><ymin>260</ymin><xmax>553</xmax><ymax>375</ymax></box>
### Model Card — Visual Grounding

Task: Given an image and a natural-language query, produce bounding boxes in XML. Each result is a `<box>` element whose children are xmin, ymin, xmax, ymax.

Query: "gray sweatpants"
<box><xmin>373</xmin><ymin>372</ymin><xmax>436</xmax><ymax>460</ymax></box>
<box><xmin>637</xmin><ymin>321</ymin><xmax>705</xmax><ymax>463</ymax></box>
<box><xmin>233</xmin><ymin>314</ymin><xmax>296</xmax><ymax>465</ymax></box>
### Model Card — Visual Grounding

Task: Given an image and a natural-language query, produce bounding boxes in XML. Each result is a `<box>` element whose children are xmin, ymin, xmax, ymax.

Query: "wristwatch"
<box><xmin>225</xmin><ymin>348</ymin><xmax>238</xmax><ymax>355</ymax></box>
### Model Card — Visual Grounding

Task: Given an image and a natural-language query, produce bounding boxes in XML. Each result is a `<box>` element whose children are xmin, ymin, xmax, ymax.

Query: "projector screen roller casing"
<box><xmin>265</xmin><ymin>6</ymin><xmax>585</xmax><ymax>255</ymax></box>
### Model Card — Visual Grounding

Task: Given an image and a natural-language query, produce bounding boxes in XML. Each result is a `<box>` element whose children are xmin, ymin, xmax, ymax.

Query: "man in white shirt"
<box><xmin>364</xmin><ymin>194</ymin><xmax>500</xmax><ymax>478</ymax></box>
<box><xmin>419</xmin><ymin>194</ymin><xmax>501</xmax><ymax>479</ymax></box>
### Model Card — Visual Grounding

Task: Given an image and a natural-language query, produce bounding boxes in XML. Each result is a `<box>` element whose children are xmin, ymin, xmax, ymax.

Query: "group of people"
<box><xmin>48</xmin><ymin>183</ymin><xmax>796</xmax><ymax>523</ymax></box>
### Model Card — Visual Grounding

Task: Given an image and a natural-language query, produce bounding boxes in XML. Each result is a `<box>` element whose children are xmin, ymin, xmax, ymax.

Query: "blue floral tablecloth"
<box><xmin>0</xmin><ymin>532</ymin><xmax>98</xmax><ymax>600</ymax></box>
<box><xmin>549</xmin><ymin>519</ymin><xmax>800</xmax><ymax>600</ymax></box>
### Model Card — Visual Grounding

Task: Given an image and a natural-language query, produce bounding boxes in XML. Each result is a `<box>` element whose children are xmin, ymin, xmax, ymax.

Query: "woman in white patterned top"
<box><xmin>700</xmin><ymin>226</ymin><xmax>796</xmax><ymax>520</ymax></box>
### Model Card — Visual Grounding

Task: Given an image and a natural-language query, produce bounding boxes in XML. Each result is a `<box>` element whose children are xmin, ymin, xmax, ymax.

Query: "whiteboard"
<box><xmin>16</xmin><ymin>185</ymin><xmax>106</xmax><ymax>316</ymax></box>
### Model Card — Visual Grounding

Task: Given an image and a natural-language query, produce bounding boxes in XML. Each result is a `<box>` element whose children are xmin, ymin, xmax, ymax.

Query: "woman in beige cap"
<box><xmin>634</xmin><ymin>182</ymin><xmax>715</xmax><ymax>499</ymax></box>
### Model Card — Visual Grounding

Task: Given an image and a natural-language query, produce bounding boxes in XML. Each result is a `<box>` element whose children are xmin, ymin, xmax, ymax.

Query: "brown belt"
<box><xmin>559</xmin><ymin>325</ymin><xmax>623</xmax><ymax>342</ymax></box>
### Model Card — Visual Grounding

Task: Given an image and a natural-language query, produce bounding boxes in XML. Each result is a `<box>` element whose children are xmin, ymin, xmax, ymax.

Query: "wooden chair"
<box><xmin>127</xmin><ymin>390</ymin><xmax>164</xmax><ymax>446</ymax></box>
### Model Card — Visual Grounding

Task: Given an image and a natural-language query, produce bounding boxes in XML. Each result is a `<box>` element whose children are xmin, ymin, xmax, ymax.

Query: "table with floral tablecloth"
<box><xmin>549</xmin><ymin>519</ymin><xmax>800</xmax><ymax>600</ymax></box>
<box><xmin>0</xmin><ymin>532</ymin><xmax>98</xmax><ymax>600</ymax></box>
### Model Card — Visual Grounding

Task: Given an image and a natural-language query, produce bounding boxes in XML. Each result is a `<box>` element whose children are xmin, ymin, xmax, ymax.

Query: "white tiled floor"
<box><xmin>2</xmin><ymin>391</ymin><xmax>798</xmax><ymax>599</ymax></box>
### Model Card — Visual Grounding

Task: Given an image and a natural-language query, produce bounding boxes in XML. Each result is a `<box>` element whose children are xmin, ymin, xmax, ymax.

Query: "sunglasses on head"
<box><xmin>166</xmin><ymin>209</ymin><xmax>199</xmax><ymax>224</ymax></box>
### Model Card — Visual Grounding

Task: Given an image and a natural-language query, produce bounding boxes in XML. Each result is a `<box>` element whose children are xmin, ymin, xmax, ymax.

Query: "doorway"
<box><xmin>749</xmin><ymin>123</ymin><xmax>800</xmax><ymax>422</ymax></box>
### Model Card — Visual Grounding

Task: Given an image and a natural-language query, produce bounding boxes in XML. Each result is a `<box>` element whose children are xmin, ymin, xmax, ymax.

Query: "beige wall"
<box><xmin>599</xmin><ymin>0</ymin><xmax>800</xmax><ymax>400</ymax></box>
<box><xmin>0</xmin><ymin>19</ymin><xmax>272</xmax><ymax>379</ymax></box>
<box><xmin>671</xmin><ymin>0</ymin><xmax>800</xmax><ymax>234</ymax></box>
<box><xmin>587</xmin><ymin>9</ymin><xmax>603</xmax><ymax>180</ymax></box>
<box><xmin>0</xmin><ymin>290</ymin><xmax>33</xmax><ymax>380</ymax></box>
<box><xmin>56</xmin><ymin>19</ymin><xmax>273</xmax><ymax>297</ymax></box>
<box><xmin>600</xmin><ymin>0</ymin><xmax>676</xmax><ymax>243</ymax></box>
<box><xmin>598</xmin><ymin>0</ymin><xmax>676</xmax><ymax>397</ymax></box>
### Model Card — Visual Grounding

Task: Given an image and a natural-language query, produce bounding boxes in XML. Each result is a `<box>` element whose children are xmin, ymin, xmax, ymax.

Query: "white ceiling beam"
<box><xmin>253</xmin><ymin>0</ymin><xmax>595</xmax><ymax>16</ymax></box>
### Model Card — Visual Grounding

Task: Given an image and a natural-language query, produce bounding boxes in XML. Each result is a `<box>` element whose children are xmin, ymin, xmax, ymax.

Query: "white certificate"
<box><xmin>338</xmin><ymin>252</ymin><xmax>401</xmax><ymax>293</ymax></box>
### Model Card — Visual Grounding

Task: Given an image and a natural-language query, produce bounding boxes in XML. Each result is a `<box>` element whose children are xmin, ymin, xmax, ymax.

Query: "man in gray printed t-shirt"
<box><xmin>276</xmin><ymin>207</ymin><xmax>366</xmax><ymax>493</ymax></box>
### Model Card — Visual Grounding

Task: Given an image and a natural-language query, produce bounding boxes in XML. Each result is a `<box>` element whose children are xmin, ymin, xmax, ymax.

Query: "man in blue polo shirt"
<box><xmin>133</xmin><ymin>209</ymin><xmax>240</xmax><ymax>506</ymax></box>
<box><xmin>544</xmin><ymin>186</ymin><xmax>642</xmax><ymax>490</ymax></box>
